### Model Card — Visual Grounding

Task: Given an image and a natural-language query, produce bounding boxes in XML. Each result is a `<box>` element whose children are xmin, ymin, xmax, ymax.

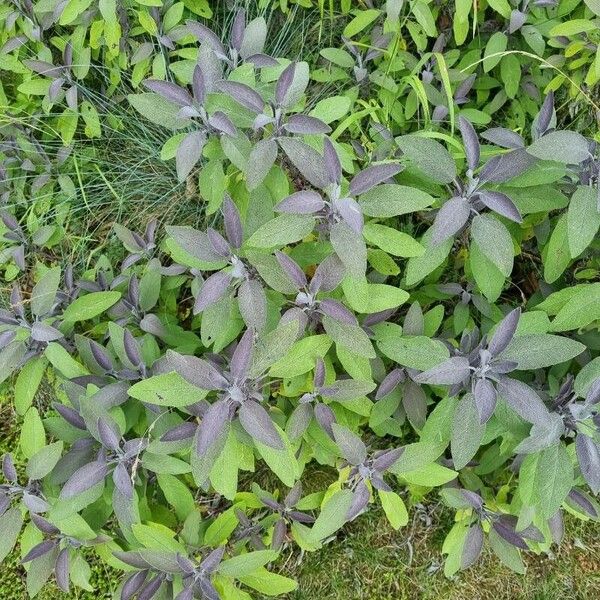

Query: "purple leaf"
<box><xmin>230</xmin><ymin>328</ymin><xmax>254</xmax><ymax>380</ymax></box>
<box><xmin>2</xmin><ymin>454</ymin><xmax>17</xmax><ymax>482</ymax></box>
<box><xmin>336</xmin><ymin>197</ymin><xmax>364</xmax><ymax>234</ymax></box>
<box><xmin>216</xmin><ymin>80</ymin><xmax>264</xmax><ymax>113</ymax></box>
<box><xmin>349</xmin><ymin>163</ymin><xmax>402</xmax><ymax>196</ymax></box>
<box><xmin>497</xmin><ymin>377</ymin><xmax>551</xmax><ymax>426</ymax></box>
<box><xmin>576</xmin><ymin>434</ymin><xmax>600</xmax><ymax>493</ymax></box>
<box><xmin>176</xmin><ymin>130</ymin><xmax>206</xmax><ymax>182</ymax></box>
<box><xmin>197</xmin><ymin>399</ymin><xmax>230</xmax><ymax>455</ymax></box>
<box><xmin>30</xmin><ymin>322</ymin><xmax>63</xmax><ymax>342</ymax></box>
<box><xmin>314</xmin><ymin>403</ymin><xmax>336</xmax><ymax>437</ymax></box>
<box><xmin>122</xmin><ymin>570</ymin><xmax>148</xmax><ymax>600</ymax></box>
<box><xmin>323</xmin><ymin>137</ymin><xmax>342</xmax><ymax>185</ymax></box>
<box><xmin>509</xmin><ymin>9</ymin><xmax>527</xmax><ymax>33</ymax></box>
<box><xmin>161</xmin><ymin>422</ymin><xmax>198</xmax><ymax>442</ymax></box>
<box><xmin>238</xmin><ymin>279</ymin><xmax>267</xmax><ymax>331</ymax></box>
<box><xmin>458</xmin><ymin>116</ymin><xmax>480</xmax><ymax>171</ymax></box>
<box><xmin>209</xmin><ymin>111</ymin><xmax>237</xmax><ymax>136</ymax></box>
<box><xmin>488</xmin><ymin>308</ymin><xmax>521</xmax><ymax>356</ymax></box>
<box><xmin>21</xmin><ymin>540</ymin><xmax>56</xmax><ymax>563</ymax></box>
<box><xmin>478</xmin><ymin>151</ymin><xmax>534</xmax><ymax>184</ymax></box>
<box><xmin>274</xmin><ymin>190</ymin><xmax>325</xmax><ymax>214</ymax></box>
<box><xmin>477</xmin><ymin>190</ymin><xmax>522</xmax><ymax>223</ymax></box>
<box><xmin>186</xmin><ymin>20</ymin><xmax>226</xmax><ymax>56</ymax></box>
<box><xmin>275</xmin><ymin>251</ymin><xmax>307</xmax><ymax>289</ymax></box>
<box><xmin>123</xmin><ymin>329</ymin><xmax>142</xmax><ymax>367</ymax></box>
<box><xmin>55</xmin><ymin>548</ymin><xmax>70</xmax><ymax>592</ymax></box>
<box><xmin>331</xmin><ymin>423</ymin><xmax>367</xmax><ymax>465</ymax></box>
<box><xmin>372</xmin><ymin>447</ymin><xmax>403</xmax><ymax>472</ymax></box>
<box><xmin>461</xmin><ymin>524</ymin><xmax>483</xmax><ymax>569</ymax></box>
<box><xmin>194</xmin><ymin>271</ymin><xmax>231</xmax><ymax>314</ymax></box>
<box><xmin>314</xmin><ymin>358</ymin><xmax>326</xmax><ymax>389</ymax></box>
<box><xmin>223</xmin><ymin>195</ymin><xmax>243</xmax><ymax>249</ymax></box>
<box><xmin>238</xmin><ymin>400</ymin><xmax>284</xmax><ymax>449</ymax></box>
<box><xmin>481</xmin><ymin>127</ymin><xmax>524</xmax><ymax>149</ymax></box>
<box><xmin>192</xmin><ymin>65</ymin><xmax>206</xmax><ymax>104</ymax></box>
<box><xmin>90</xmin><ymin>340</ymin><xmax>113</xmax><ymax>371</ymax></box>
<box><xmin>143</xmin><ymin>79</ymin><xmax>193</xmax><ymax>106</ymax></box>
<box><xmin>346</xmin><ymin>480</ymin><xmax>370</xmax><ymax>520</ymax></box>
<box><xmin>113</xmin><ymin>462</ymin><xmax>134</xmax><ymax>499</ymax></box>
<box><xmin>286</xmin><ymin>403</ymin><xmax>313</xmax><ymax>439</ymax></box>
<box><xmin>97</xmin><ymin>417</ymin><xmax>121</xmax><ymax>451</ymax></box>
<box><xmin>60</xmin><ymin>461</ymin><xmax>109</xmax><ymax>499</ymax></box>
<box><xmin>231</xmin><ymin>9</ymin><xmax>245</xmax><ymax>51</ymax></box>
<box><xmin>207</xmin><ymin>228</ymin><xmax>232</xmax><ymax>257</ymax></box>
<box><xmin>275</xmin><ymin>62</ymin><xmax>296</xmax><ymax>106</ymax></box>
<box><xmin>23</xmin><ymin>60</ymin><xmax>63</xmax><ymax>78</ymax></box>
<box><xmin>52</xmin><ymin>403</ymin><xmax>86</xmax><ymax>429</ymax></box>
<box><xmin>473</xmin><ymin>378</ymin><xmax>497</xmax><ymax>423</ymax></box>
<box><xmin>284</xmin><ymin>114</ymin><xmax>331</xmax><ymax>135</ymax></box>
<box><xmin>319</xmin><ymin>299</ymin><xmax>357</xmax><ymax>325</ymax></box>
<box><xmin>413</xmin><ymin>356</ymin><xmax>471</xmax><ymax>385</ymax></box>
<box><xmin>376</xmin><ymin>369</ymin><xmax>404</xmax><ymax>400</ymax></box>
<box><xmin>537</xmin><ymin>91</ymin><xmax>554</xmax><ymax>136</ymax></box>
<box><xmin>492</xmin><ymin>519</ymin><xmax>528</xmax><ymax>549</ymax></box>
<box><xmin>430</xmin><ymin>196</ymin><xmax>470</xmax><ymax>245</ymax></box>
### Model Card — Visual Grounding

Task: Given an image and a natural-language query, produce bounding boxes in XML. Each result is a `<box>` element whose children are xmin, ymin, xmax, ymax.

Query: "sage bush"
<box><xmin>1</xmin><ymin>2</ymin><xmax>600</xmax><ymax>599</ymax></box>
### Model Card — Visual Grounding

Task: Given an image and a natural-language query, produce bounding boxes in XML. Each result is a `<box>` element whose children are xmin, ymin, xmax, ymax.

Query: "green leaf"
<box><xmin>62</xmin><ymin>291</ymin><xmax>121</xmax><ymax>322</ymax></box>
<box><xmin>127</xmin><ymin>93</ymin><xmax>186</xmax><ymax>129</ymax></box>
<box><xmin>483</xmin><ymin>32</ymin><xmax>507</xmax><ymax>72</ymax></box>
<box><xmin>451</xmin><ymin>393</ymin><xmax>484</xmax><ymax>470</ymax></box>
<box><xmin>471</xmin><ymin>214</ymin><xmax>514</xmax><ymax>277</ymax></box>
<box><xmin>400</xmin><ymin>463</ymin><xmax>458</xmax><ymax>486</ymax></box>
<box><xmin>519</xmin><ymin>444</ymin><xmax>573</xmax><ymax>518</ymax></box>
<box><xmin>470</xmin><ymin>239</ymin><xmax>506</xmax><ymax>302</ymax></box>
<box><xmin>238</xmin><ymin>568</ymin><xmax>298</xmax><ymax>596</ymax></box>
<box><xmin>489</xmin><ymin>529</ymin><xmax>525</xmax><ymax>574</ymax></box>
<box><xmin>379</xmin><ymin>490</ymin><xmax>408</xmax><ymax>529</ymax></box>
<box><xmin>14</xmin><ymin>356</ymin><xmax>46</xmax><ymax>416</ymax></box>
<box><xmin>31</xmin><ymin>267</ymin><xmax>61</xmax><ymax>317</ymax></box>
<box><xmin>343</xmin><ymin>9</ymin><xmax>381</xmax><ymax>37</ymax></box>
<box><xmin>20</xmin><ymin>407</ymin><xmax>46</xmax><ymax>459</ymax></box>
<box><xmin>26</xmin><ymin>441</ymin><xmax>63</xmax><ymax>480</ymax></box>
<box><xmin>363</xmin><ymin>223</ymin><xmax>424</xmax><ymax>257</ymax></box>
<box><xmin>44</xmin><ymin>343</ymin><xmax>88</xmax><ymax>378</ymax></box>
<box><xmin>527</xmin><ymin>131</ymin><xmax>590</xmax><ymax>164</ymax></box>
<box><xmin>205</xmin><ymin>507</ymin><xmax>239</xmax><ymax>545</ymax></box>
<box><xmin>255</xmin><ymin>424</ymin><xmax>299</xmax><ymax>486</ymax></box>
<box><xmin>246</xmin><ymin>215</ymin><xmax>314</xmax><ymax>248</ymax></box>
<box><xmin>549</xmin><ymin>19</ymin><xmax>597</xmax><ymax>36</ymax></box>
<box><xmin>308</xmin><ymin>489</ymin><xmax>353</xmax><ymax>544</ymax></box>
<box><xmin>157</xmin><ymin>474</ymin><xmax>195</xmax><ymax>521</ymax></box>
<box><xmin>269</xmin><ymin>335</ymin><xmax>332</xmax><ymax>378</ymax></box>
<box><xmin>322</xmin><ymin>314</ymin><xmax>376</xmax><ymax>358</ymax></box>
<box><xmin>499</xmin><ymin>334</ymin><xmax>586</xmax><ymax>369</ymax></box>
<box><xmin>128</xmin><ymin>372</ymin><xmax>208</xmax><ymax>407</ymax></box>
<box><xmin>359</xmin><ymin>184</ymin><xmax>434</xmax><ymax>217</ymax></box>
<box><xmin>395</xmin><ymin>135</ymin><xmax>457</xmax><ymax>183</ymax></box>
<box><xmin>199</xmin><ymin>159</ymin><xmax>227</xmax><ymax>215</ymax></box>
<box><xmin>550</xmin><ymin>284</ymin><xmax>600</xmax><ymax>331</ymax></box>
<box><xmin>218</xmin><ymin>550</ymin><xmax>278</xmax><ymax>578</ymax></box>
<box><xmin>377</xmin><ymin>333</ymin><xmax>449</xmax><ymax>370</ymax></box>
<box><xmin>132</xmin><ymin>523</ymin><xmax>185</xmax><ymax>553</ymax></box>
<box><xmin>405</xmin><ymin>231</ymin><xmax>453</xmax><ymax>286</ymax></box>
<box><xmin>543</xmin><ymin>214</ymin><xmax>571</xmax><ymax>284</ymax></box>
<box><xmin>567</xmin><ymin>186</ymin><xmax>600</xmax><ymax>258</ymax></box>
<box><xmin>0</xmin><ymin>507</ymin><xmax>23</xmax><ymax>562</ymax></box>
<box><xmin>309</xmin><ymin>95</ymin><xmax>352</xmax><ymax>123</ymax></box>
